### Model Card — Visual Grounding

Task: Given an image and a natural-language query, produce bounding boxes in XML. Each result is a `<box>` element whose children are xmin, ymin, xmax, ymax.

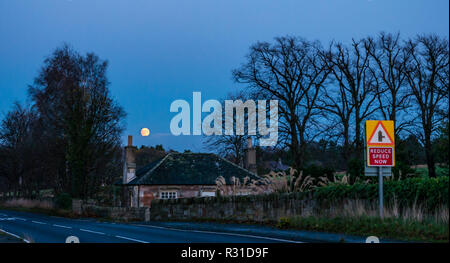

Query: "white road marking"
<box><xmin>53</xmin><ymin>224</ymin><xmax>72</xmax><ymax>229</ymax></box>
<box><xmin>115</xmin><ymin>235</ymin><xmax>149</xmax><ymax>243</ymax></box>
<box><xmin>80</xmin><ymin>228</ymin><xmax>105</xmax><ymax>235</ymax></box>
<box><xmin>14</xmin><ymin>217</ymin><xmax>26</xmax><ymax>221</ymax></box>
<box><xmin>0</xmin><ymin>228</ymin><xmax>30</xmax><ymax>243</ymax></box>
<box><xmin>134</xmin><ymin>224</ymin><xmax>303</xmax><ymax>243</ymax></box>
<box><xmin>0</xmin><ymin>218</ymin><xmax>15</xmax><ymax>221</ymax></box>
<box><xmin>0</xmin><ymin>229</ymin><xmax>21</xmax><ymax>239</ymax></box>
<box><xmin>31</xmin><ymin>220</ymin><xmax>46</xmax><ymax>225</ymax></box>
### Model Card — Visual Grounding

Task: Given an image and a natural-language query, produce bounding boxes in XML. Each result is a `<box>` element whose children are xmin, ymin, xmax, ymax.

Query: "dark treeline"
<box><xmin>0</xmin><ymin>45</ymin><xmax>125</xmax><ymax>199</ymax></box>
<box><xmin>0</xmin><ymin>32</ymin><xmax>448</xmax><ymax>200</ymax></box>
<box><xmin>210</xmin><ymin>32</ymin><xmax>448</xmax><ymax>177</ymax></box>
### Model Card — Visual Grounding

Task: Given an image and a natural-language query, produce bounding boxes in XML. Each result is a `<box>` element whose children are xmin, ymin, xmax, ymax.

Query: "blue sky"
<box><xmin>0</xmin><ymin>0</ymin><xmax>448</xmax><ymax>152</ymax></box>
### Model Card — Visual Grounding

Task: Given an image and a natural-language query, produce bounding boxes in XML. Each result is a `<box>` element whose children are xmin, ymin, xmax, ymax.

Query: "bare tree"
<box><xmin>206</xmin><ymin>134</ymin><xmax>247</xmax><ymax>165</ymax></box>
<box><xmin>321</xmin><ymin>39</ymin><xmax>379</xmax><ymax>160</ymax></box>
<box><xmin>319</xmin><ymin>44</ymin><xmax>355</xmax><ymax>164</ymax></box>
<box><xmin>233</xmin><ymin>36</ymin><xmax>329</xmax><ymax>170</ymax></box>
<box><xmin>204</xmin><ymin>91</ymin><xmax>249</xmax><ymax>165</ymax></box>
<box><xmin>365</xmin><ymin>32</ymin><xmax>412</xmax><ymax>137</ymax></box>
<box><xmin>0</xmin><ymin>103</ymin><xmax>48</xmax><ymax>198</ymax></box>
<box><xmin>404</xmin><ymin>35</ymin><xmax>449</xmax><ymax>178</ymax></box>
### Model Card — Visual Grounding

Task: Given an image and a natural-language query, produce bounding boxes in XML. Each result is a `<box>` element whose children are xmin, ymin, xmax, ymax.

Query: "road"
<box><xmin>0</xmin><ymin>210</ymin><xmax>299</xmax><ymax>243</ymax></box>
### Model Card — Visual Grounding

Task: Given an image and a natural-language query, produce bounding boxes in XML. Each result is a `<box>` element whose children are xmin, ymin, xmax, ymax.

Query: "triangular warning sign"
<box><xmin>368</xmin><ymin>122</ymin><xmax>393</xmax><ymax>145</ymax></box>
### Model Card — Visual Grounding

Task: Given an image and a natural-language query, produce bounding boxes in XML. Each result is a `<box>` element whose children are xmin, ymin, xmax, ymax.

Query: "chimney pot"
<box><xmin>128</xmin><ymin>135</ymin><xmax>133</xmax><ymax>147</ymax></box>
<box><xmin>246</xmin><ymin>137</ymin><xmax>257</xmax><ymax>174</ymax></box>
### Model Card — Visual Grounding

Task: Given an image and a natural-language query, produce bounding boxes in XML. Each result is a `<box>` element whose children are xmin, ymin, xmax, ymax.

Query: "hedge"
<box><xmin>313</xmin><ymin>176</ymin><xmax>449</xmax><ymax>210</ymax></box>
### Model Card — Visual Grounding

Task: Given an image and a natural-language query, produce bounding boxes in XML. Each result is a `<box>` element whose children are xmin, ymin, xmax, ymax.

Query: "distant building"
<box><xmin>119</xmin><ymin>136</ymin><xmax>259</xmax><ymax>207</ymax></box>
<box><xmin>265</xmin><ymin>158</ymin><xmax>290</xmax><ymax>172</ymax></box>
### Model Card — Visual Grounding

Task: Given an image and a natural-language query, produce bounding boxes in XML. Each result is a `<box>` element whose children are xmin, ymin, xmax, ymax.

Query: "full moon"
<box><xmin>141</xmin><ymin>128</ymin><xmax>150</xmax><ymax>137</ymax></box>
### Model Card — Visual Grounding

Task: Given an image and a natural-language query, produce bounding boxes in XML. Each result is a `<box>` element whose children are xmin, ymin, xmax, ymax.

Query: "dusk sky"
<box><xmin>0</xmin><ymin>0</ymin><xmax>448</xmax><ymax>152</ymax></box>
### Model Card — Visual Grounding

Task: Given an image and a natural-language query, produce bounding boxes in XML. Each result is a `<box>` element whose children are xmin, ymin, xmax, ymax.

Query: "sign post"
<box><xmin>378</xmin><ymin>166</ymin><xmax>383</xmax><ymax>218</ymax></box>
<box><xmin>365</xmin><ymin>120</ymin><xmax>395</xmax><ymax>218</ymax></box>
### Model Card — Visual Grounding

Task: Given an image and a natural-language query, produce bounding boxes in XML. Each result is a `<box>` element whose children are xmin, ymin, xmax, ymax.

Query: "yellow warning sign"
<box><xmin>366</xmin><ymin>120</ymin><xmax>395</xmax><ymax>166</ymax></box>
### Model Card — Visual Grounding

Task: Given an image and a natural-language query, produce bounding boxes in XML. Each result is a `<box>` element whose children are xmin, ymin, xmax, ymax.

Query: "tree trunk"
<box><xmin>355</xmin><ymin>109</ymin><xmax>363</xmax><ymax>159</ymax></box>
<box><xmin>343</xmin><ymin>123</ymin><xmax>350</xmax><ymax>167</ymax></box>
<box><xmin>425</xmin><ymin>137</ymin><xmax>436</xmax><ymax>177</ymax></box>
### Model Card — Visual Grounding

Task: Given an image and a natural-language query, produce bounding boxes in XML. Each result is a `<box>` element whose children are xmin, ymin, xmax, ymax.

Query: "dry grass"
<box><xmin>215</xmin><ymin>176</ymin><xmax>253</xmax><ymax>196</ymax></box>
<box><xmin>215</xmin><ymin>168</ymin><xmax>320</xmax><ymax>196</ymax></box>
<box><xmin>294</xmin><ymin>198</ymin><xmax>449</xmax><ymax>225</ymax></box>
<box><xmin>278</xmin><ymin>199</ymin><xmax>449</xmax><ymax>242</ymax></box>
<box><xmin>247</xmin><ymin>168</ymin><xmax>322</xmax><ymax>194</ymax></box>
<box><xmin>247</xmin><ymin>167</ymin><xmax>370</xmax><ymax>194</ymax></box>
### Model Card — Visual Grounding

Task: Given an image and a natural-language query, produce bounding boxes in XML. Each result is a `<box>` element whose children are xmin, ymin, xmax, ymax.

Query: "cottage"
<box><xmin>120</xmin><ymin>136</ymin><xmax>259</xmax><ymax>207</ymax></box>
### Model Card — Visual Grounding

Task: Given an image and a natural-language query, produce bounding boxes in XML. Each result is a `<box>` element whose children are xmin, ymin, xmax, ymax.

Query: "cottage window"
<box><xmin>160</xmin><ymin>191</ymin><xmax>177</xmax><ymax>199</ymax></box>
<box><xmin>200</xmin><ymin>191</ymin><xmax>216</xmax><ymax>197</ymax></box>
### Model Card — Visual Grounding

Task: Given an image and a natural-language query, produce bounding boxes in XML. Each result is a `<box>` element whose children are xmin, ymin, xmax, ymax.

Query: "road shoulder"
<box><xmin>0</xmin><ymin>231</ymin><xmax>24</xmax><ymax>243</ymax></box>
<box><xmin>136</xmin><ymin>221</ymin><xmax>399</xmax><ymax>243</ymax></box>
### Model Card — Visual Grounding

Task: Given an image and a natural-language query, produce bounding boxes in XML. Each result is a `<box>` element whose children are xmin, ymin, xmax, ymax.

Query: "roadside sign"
<box><xmin>366</xmin><ymin>120</ymin><xmax>395</xmax><ymax>167</ymax></box>
<box><xmin>367</xmin><ymin>122</ymin><xmax>394</xmax><ymax>145</ymax></box>
<box><xmin>365</xmin><ymin>166</ymin><xmax>391</xmax><ymax>176</ymax></box>
<box><xmin>365</xmin><ymin>120</ymin><xmax>395</xmax><ymax>219</ymax></box>
<box><xmin>367</xmin><ymin>147</ymin><xmax>394</xmax><ymax>166</ymax></box>
<box><xmin>364</xmin><ymin>148</ymin><xmax>391</xmax><ymax>176</ymax></box>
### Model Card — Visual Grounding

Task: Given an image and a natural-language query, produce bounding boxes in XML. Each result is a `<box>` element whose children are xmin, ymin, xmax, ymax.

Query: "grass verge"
<box><xmin>154</xmin><ymin>216</ymin><xmax>448</xmax><ymax>243</ymax></box>
<box><xmin>276</xmin><ymin>216</ymin><xmax>449</xmax><ymax>243</ymax></box>
<box><xmin>0</xmin><ymin>205</ymin><xmax>77</xmax><ymax>218</ymax></box>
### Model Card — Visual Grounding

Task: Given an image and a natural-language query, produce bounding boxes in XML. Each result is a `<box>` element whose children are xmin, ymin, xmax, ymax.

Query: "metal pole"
<box><xmin>378</xmin><ymin>166</ymin><xmax>384</xmax><ymax>218</ymax></box>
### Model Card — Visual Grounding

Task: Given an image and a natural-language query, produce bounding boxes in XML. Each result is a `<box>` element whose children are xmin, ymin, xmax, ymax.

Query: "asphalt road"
<box><xmin>0</xmin><ymin>210</ymin><xmax>299</xmax><ymax>243</ymax></box>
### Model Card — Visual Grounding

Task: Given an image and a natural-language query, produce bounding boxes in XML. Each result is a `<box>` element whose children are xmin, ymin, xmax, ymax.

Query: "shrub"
<box><xmin>313</xmin><ymin>176</ymin><xmax>449</xmax><ymax>211</ymax></box>
<box><xmin>347</xmin><ymin>158</ymin><xmax>364</xmax><ymax>184</ymax></box>
<box><xmin>277</xmin><ymin>217</ymin><xmax>291</xmax><ymax>229</ymax></box>
<box><xmin>54</xmin><ymin>193</ymin><xmax>72</xmax><ymax>210</ymax></box>
<box><xmin>436</xmin><ymin>166</ymin><xmax>449</xmax><ymax>177</ymax></box>
<box><xmin>303</xmin><ymin>165</ymin><xmax>335</xmax><ymax>182</ymax></box>
<box><xmin>392</xmin><ymin>161</ymin><xmax>416</xmax><ymax>180</ymax></box>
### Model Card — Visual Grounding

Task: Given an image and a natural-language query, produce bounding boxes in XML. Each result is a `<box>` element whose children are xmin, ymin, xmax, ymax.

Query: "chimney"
<box><xmin>246</xmin><ymin>137</ymin><xmax>257</xmax><ymax>174</ymax></box>
<box><xmin>123</xmin><ymin>135</ymin><xmax>137</xmax><ymax>184</ymax></box>
<box><xmin>128</xmin><ymin>135</ymin><xmax>133</xmax><ymax>147</ymax></box>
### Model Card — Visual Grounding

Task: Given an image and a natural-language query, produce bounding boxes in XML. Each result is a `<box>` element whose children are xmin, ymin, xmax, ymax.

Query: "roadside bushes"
<box><xmin>313</xmin><ymin>176</ymin><xmax>449</xmax><ymax>211</ymax></box>
<box><xmin>347</xmin><ymin>158</ymin><xmax>365</xmax><ymax>183</ymax></box>
<box><xmin>54</xmin><ymin>193</ymin><xmax>72</xmax><ymax>210</ymax></box>
<box><xmin>392</xmin><ymin>161</ymin><xmax>416</xmax><ymax>180</ymax></box>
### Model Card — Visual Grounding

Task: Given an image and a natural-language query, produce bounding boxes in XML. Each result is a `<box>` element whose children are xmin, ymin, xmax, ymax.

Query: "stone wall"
<box><xmin>149</xmin><ymin>193</ymin><xmax>315</xmax><ymax>222</ymax></box>
<box><xmin>72</xmin><ymin>193</ymin><xmax>317</xmax><ymax>223</ymax></box>
<box><xmin>72</xmin><ymin>199</ymin><xmax>150</xmax><ymax>222</ymax></box>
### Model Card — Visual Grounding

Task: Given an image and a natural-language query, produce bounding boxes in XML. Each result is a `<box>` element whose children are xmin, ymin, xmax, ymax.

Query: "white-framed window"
<box><xmin>160</xmin><ymin>191</ymin><xmax>177</xmax><ymax>199</ymax></box>
<box><xmin>200</xmin><ymin>191</ymin><xmax>216</xmax><ymax>197</ymax></box>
